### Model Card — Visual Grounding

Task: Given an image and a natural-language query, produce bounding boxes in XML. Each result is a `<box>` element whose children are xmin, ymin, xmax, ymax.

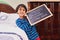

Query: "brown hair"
<box><xmin>16</xmin><ymin>4</ymin><xmax>27</xmax><ymax>12</ymax></box>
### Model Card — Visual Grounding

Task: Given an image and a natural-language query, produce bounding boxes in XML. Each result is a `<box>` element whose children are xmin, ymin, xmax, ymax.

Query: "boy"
<box><xmin>16</xmin><ymin>4</ymin><xmax>40</xmax><ymax>40</ymax></box>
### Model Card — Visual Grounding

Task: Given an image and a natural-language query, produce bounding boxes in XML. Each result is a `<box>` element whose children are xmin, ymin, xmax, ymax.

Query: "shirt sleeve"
<box><xmin>16</xmin><ymin>19</ymin><xmax>29</xmax><ymax>31</ymax></box>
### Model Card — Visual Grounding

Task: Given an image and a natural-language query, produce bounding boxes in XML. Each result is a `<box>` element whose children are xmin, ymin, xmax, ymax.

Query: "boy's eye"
<box><xmin>23</xmin><ymin>9</ymin><xmax>25</xmax><ymax>11</ymax></box>
<box><xmin>19</xmin><ymin>8</ymin><xmax>21</xmax><ymax>10</ymax></box>
<box><xmin>19</xmin><ymin>8</ymin><xmax>25</xmax><ymax>11</ymax></box>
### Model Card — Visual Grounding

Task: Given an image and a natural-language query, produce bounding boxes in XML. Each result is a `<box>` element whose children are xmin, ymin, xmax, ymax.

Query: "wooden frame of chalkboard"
<box><xmin>26</xmin><ymin>4</ymin><xmax>53</xmax><ymax>26</ymax></box>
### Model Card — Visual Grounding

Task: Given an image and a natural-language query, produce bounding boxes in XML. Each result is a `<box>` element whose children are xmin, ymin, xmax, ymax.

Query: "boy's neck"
<box><xmin>19</xmin><ymin>16</ymin><xmax>24</xmax><ymax>19</ymax></box>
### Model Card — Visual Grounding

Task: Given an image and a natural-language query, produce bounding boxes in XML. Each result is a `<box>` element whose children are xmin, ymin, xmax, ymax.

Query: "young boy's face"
<box><xmin>17</xmin><ymin>6</ymin><xmax>26</xmax><ymax>18</ymax></box>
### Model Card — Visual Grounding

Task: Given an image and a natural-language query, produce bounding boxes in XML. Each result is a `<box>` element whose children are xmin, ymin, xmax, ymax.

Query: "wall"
<box><xmin>0</xmin><ymin>0</ymin><xmax>28</xmax><ymax>9</ymax></box>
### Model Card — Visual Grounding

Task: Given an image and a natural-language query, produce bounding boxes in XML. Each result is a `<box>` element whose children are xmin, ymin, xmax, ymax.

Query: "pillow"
<box><xmin>0</xmin><ymin>12</ymin><xmax>19</xmax><ymax>26</ymax></box>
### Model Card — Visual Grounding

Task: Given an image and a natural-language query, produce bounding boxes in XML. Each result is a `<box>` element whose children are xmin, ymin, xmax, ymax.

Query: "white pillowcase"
<box><xmin>0</xmin><ymin>12</ymin><xmax>19</xmax><ymax>26</ymax></box>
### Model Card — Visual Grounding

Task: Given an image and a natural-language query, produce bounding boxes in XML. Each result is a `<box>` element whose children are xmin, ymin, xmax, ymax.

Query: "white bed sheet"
<box><xmin>0</xmin><ymin>12</ymin><xmax>29</xmax><ymax>40</ymax></box>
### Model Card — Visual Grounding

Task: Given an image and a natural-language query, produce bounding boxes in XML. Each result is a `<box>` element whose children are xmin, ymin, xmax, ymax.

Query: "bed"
<box><xmin>0</xmin><ymin>3</ymin><xmax>29</xmax><ymax>40</ymax></box>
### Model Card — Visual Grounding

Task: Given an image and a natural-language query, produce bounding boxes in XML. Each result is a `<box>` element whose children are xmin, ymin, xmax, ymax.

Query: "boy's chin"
<box><xmin>19</xmin><ymin>15</ymin><xmax>25</xmax><ymax>17</ymax></box>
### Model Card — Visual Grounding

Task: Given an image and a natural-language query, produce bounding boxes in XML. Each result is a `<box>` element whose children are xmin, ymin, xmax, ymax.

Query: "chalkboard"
<box><xmin>26</xmin><ymin>4</ymin><xmax>53</xmax><ymax>26</ymax></box>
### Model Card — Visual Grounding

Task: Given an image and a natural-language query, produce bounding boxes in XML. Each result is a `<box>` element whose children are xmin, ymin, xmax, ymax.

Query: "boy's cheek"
<box><xmin>17</xmin><ymin>11</ymin><xmax>20</xmax><ymax>14</ymax></box>
<box><xmin>23</xmin><ymin>13</ymin><xmax>26</xmax><ymax>16</ymax></box>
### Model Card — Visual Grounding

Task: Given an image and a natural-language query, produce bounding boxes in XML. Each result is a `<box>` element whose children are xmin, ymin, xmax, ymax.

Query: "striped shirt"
<box><xmin>16</xmin><ymin>18</ymin><xmax>39</xmax><ymax>40</ymax></box>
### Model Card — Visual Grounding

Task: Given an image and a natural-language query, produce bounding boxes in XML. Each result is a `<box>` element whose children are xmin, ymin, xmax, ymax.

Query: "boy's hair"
<box><xmin>16</xmin><ymin>4</ymin><xmax>27</xmax><ymax>12</ymax></box>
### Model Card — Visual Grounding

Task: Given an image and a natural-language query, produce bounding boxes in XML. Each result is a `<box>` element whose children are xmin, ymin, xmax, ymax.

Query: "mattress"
<box><xmin>0</xmin><ymin>24</ymin><xmax>29</xmax><ymax>40</ymax></box>
<box><xmin>0</xmin><ymin>32</ymin><xmax>23</xmax><ymax>40</ymax></box>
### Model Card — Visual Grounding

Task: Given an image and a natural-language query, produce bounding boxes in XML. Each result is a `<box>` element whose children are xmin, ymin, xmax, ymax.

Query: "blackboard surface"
<box><xmin>26</xmin><ymin>4</ymin><xmax>53</xmax><ymax>26</ymax></box>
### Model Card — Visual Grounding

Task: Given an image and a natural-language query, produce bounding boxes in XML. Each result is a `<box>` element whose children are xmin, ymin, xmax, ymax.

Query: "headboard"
<box><xmin>0</xmin><ymin>3</ymin><xmax>16</xmax><ymax>13</ymax></box>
